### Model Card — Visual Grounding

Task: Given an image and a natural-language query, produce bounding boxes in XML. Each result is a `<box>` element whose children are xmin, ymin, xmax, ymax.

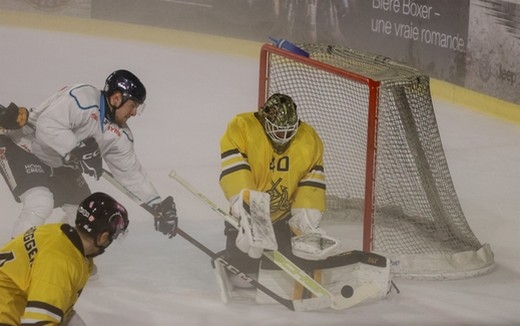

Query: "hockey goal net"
<box><xmin>258</xmin><ymin>43</ymin><xmax>495</xmax><ymax>279</ymax></box>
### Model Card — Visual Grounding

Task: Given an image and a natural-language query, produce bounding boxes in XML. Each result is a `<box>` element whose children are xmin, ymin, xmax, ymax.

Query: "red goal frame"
<box><xmin>258</xmin><ymin>44</ymin><xmax>381</xmax><ymax>252</ymax></box>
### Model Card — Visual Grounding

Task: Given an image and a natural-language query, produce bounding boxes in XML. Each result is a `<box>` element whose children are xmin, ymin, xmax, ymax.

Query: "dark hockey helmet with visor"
<box><xmin>259</xmin><ymin>93</ymin><xmax>299</xmax><ymax>153</ymax></box>
<box><xmin>76</xmin><ymin>192</ymin><xmax>129</xmax><ymax>251</ymax></box>
<box><xmin>104</xmin><ymin>69</ymin><xmax>146</xmax><ymax>116</ymax></box>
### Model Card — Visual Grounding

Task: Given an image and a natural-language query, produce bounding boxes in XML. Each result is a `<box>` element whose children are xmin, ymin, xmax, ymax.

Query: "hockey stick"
<box><xmin>100</xmin><ymin>168</ymin><xmax>333</xmax><ymax>312</ymax></box>
<box><xmin>168</xmin><ymin>170</ymin><xmax>378</xmax><ymax>310</ymax></box>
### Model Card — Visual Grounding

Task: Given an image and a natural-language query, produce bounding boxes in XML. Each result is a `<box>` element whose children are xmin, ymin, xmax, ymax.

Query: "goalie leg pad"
<box><xmin>212</xmin><ymin>251</ymin><xmax>259</xmax><ymax>303</ymax></box>
<box><xmin>213</xmin><ymin>256</ymin><xmax>233</xmax><ymax>303</ymax></box>
<box><xmin>320</xmin><ymin>260</ymin><xmax>391</xmax><ymax>305</ymax></box>
<box><xmin>257</xmin><ymin>251</ymin><xmax>393</xmax><ymax>308</ymax></box>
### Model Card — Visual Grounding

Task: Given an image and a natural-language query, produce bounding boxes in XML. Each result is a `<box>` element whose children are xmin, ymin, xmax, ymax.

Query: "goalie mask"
<box><xmin>76</xmin><ymin>192</ymin><xmax>129</xmax><ymax>256</ymax></box>
<box><xmin>259</xmin><ymin>93</ymin><xmax>299</xmax><ymax>153</ymax></box>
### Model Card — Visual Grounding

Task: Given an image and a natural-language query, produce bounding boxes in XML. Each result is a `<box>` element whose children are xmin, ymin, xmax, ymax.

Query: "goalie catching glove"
<box><xmin>152</xmin><ymin>196</ymin><xmax>178</xmax><ymax>238</ymax></box>
<box><xmin>63</xmin><ymin>137</ymin><xmax>103</xmax><ymax>180</ymax></box>
<box><xmin>231</xmin><ymin>189</ymin><xmax>277</xmax><ymax>259</ymax></box>
<box><xmin>289</xmin><ymin>208</ymin><xmax>341</xmax><ymax>260</ymax></box>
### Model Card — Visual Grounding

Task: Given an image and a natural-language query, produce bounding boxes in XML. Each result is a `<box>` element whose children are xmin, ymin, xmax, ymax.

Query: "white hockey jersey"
<box><xmin>9</xmin><ymin>84</ymin><xmax>160</xmax><ymax>206</ymax></box>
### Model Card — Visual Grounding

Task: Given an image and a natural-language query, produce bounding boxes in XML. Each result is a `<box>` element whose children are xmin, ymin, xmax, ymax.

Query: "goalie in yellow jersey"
<box><xmin>0</xmin><ymin>192</ymin><xmax>129</xmax><ymax>325</ymax></box>
<box><xmin>218</xmin><ymin>93</ymin><xmax>340</xmax><ymax>290</ymax></box>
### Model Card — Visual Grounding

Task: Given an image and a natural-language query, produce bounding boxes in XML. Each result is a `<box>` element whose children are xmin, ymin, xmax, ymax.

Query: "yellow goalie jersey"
<box><xmin>219</xmin><ymin>112</ymin><xmax>326</xmax><ymax>222</ymax></box>
<box><xmin>0</xmin><ymin>224</ymin><xmax>93</xmax><ymax>325</ymax></box>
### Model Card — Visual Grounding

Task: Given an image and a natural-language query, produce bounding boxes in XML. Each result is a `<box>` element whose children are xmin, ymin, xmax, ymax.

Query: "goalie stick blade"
<box><xmin>291</xmin><ymin>296</ymin><xmax>332</xmax><ymax>311</ymax></box>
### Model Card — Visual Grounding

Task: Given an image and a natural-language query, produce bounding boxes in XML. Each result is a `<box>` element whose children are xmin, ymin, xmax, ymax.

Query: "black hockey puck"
<box><xmin>341</xmin><ymin>285</ymin><xmax>354</xmax><ymax>298</ymax></box>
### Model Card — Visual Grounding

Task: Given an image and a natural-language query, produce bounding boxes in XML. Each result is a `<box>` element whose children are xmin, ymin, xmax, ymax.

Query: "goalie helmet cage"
<box><xmin>258</xmin><ymin>43</ymin><xmax>495</xmax><ymax>279</ymax></box>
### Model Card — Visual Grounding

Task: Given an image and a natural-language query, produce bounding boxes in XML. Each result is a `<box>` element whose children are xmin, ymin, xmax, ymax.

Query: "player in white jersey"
<box><xmin>0</xmin><ymin>70</ymin><xmax>177</xmax><ymax>239</ymax></box>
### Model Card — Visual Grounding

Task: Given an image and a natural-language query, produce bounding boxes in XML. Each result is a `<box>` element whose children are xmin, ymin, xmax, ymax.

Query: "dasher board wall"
<box><xmin>1</xmin><ymin>0</ymin><xmax>519</xmax><ymax>121</ymax></box>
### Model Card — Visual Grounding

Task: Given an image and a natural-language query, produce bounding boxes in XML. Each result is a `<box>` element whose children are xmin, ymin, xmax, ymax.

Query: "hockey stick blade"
<box><xmin>169</xmin><ymin>169</ymin><xmax>364</xmax><ymax>310</ymax></box>
<box><xmin>101</xmin><ymin>169</ymin><xmax>331</xmax><ymax>312</ymax></box>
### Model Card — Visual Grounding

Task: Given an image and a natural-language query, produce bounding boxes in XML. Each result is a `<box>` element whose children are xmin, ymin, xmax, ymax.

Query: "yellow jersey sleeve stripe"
<box><xmin>220</xmin><ymin>148</ymin><xmax>251</xmax><ymax>180</ymax></box>
<box><xmin>298</xmin><ymin>165</ymin><xmax>326</xmax><ymax>189</ymax></box>
<box><xmin>220</xmin><ymin>162</ymin><xmax>251</xmax><ymax>180</ymax></box>
<box><xmin>298</xmin><ymin>180</ymin><xmax>326</xmax><ymax>189</ymax></box>
<box><xmin>23</xmin><ymin>300</ymin><xmax>63</xmax><ymax>324</ymax></box>
<box><xmin>221</xmin><ymin>148</ymin><xmax>243</xmax><ymax>159</ymax></box>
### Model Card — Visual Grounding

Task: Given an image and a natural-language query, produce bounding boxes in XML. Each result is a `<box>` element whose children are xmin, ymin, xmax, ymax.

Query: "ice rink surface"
<box><xmin>0</xmin><ymin>25</ymin><xmax>519</xmax><ymax>325</ymax></box>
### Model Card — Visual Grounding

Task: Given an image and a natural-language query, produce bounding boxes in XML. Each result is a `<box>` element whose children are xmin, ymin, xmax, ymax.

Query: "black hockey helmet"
<box><xmin>258</xmin><ymin>93</ymin><xmax>299</xmax><ymax>153</ymax></box>
<box><xmin>76</xmin><ymin>192</ymin><xmax>129</xmax><ymax>245</ymax></box>
<box><xmin>104</xmin><ymin>69</ymin><xmax>146</xmax><ymax>104</ymax></box>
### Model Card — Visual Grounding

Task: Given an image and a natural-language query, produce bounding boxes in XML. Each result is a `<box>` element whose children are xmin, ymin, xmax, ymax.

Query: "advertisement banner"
<box><xmin>1</xmin><ymin>0</ymin><xmax>518</xmax><ymax>105</ymax></box>
<box><xmin>341</xmin><ymin>0</ymin><xmax>469</xmax><ymax>87</ymax></box>
<box><xmin>91</xmin><ymin>0</ymin><xmax>470</xmax><ymax>87</ymax></box>
<box><xmin>467</xmin><ymin>0</ymin><xmax>520</xmax><ymax>104</ymax></box>
<box><xmin>0</xmin><ymin>0</ymin><xmax>90</xmax><ymax>16</ymax></box>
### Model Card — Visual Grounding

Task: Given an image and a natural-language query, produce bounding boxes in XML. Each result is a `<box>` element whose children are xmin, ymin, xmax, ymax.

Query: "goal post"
<box><xmin>258</xmin><ymin>43</ymin><xmax>495</xmax><ymax>279</ymax></box>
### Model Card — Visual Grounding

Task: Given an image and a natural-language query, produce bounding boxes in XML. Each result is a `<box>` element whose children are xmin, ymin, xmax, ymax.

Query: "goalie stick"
<box><xmin>100</xmin><ymin>168</ymin><xmax>335</xmax><ymax>312</ymax></box>
<box><xmin>169</xmin><ymin>170</ymin><xmax>381</xmax><ymax>310</ymax></box>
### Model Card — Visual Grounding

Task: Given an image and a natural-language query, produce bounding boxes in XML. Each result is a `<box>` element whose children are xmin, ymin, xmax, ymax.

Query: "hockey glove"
<box><xmin>236</xmin><ymin>224</ymin><xmax>264</xmax><ymax>259</ymax></box>
<box><xmin>289</xmin><ymin>208</ymin><xmax>341</xmax><ymax>260</ymax></box>
<box><xmin>231</xmin><ymin>189</ymin><xmax>277</xmax><ymax>259</ymax></box>
<box><xmin>0</xmin><ymin>102</ymin><xmax>28</xmax><ymax>129</ymax></box>
<box><xmin>65</xmin><ymin>138</ymin><xmax>103</xmax><ymax>180</ymax></box>
<box><xmin>153</xmin><ymin>196</ymin><xmax>178</xmax><ymax>238</ymax></box>
<box><xmin>230</xmin><ymin>193</ymin><xmax>263</xmax><ymax>258</ymax></box>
